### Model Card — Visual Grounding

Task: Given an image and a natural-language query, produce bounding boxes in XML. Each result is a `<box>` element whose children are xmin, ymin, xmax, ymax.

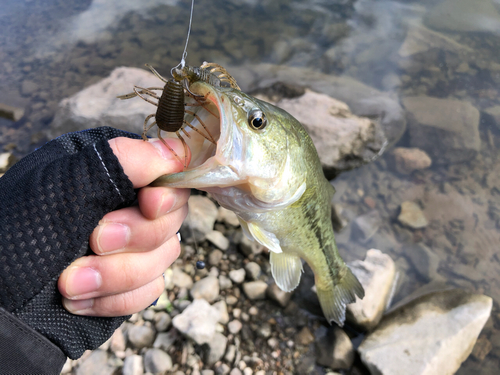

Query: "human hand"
<box><xmin>58</xmin><ymin>137</ymin><xmax>190</xmax><ymax>317</ymax></box>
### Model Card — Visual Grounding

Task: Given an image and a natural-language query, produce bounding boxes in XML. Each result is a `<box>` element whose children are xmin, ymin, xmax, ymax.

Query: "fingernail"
<box><xmin>66</xmin><ymin>266</ymin><xmax>102</xmax><ymax>298</ymax></box>
<box><xmin>156</xmin><ymin>192</ymin><xmax>177</xmax><ymax>218</ymax></box>
<box><xmin>96</xmin><ymin>223</ymin><xmax>130</xmax><ymax>254</ymax></box>
<box><xmin>63</xmin><ymin>298</ymin><xmax>94</xmax><ymax>314</ymax></box>
<box><xmin>151</xmin><ymin>139</ymin><xmax>181</xmax><ymax>161</ymax></box>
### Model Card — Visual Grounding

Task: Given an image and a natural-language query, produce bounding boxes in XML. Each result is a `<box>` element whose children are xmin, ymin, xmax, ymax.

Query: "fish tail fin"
<box><xmin>316</xmin><ymin>266</ymin><xmax>364</xmax><ymax>326</ymax></box>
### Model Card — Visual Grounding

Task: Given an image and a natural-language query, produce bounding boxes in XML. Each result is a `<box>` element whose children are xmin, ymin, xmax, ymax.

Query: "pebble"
<box><xmin>127</xmin><ymin>325</ymin><xmax>156</xmax><ymax>350</ymax></box>
<box><xmin>213</xmin><ymin>300</ymin><xmax>230</xmax><ymax>324</ymax></box>
<box><xmin>190</xmin><ymin>276</ymin><xmax>220</xmax><ymax>303</ymax></box>
<box><xmin>110</xmin><ymin>328</ymin><xmax>126</xmax><ymax>352</ymax></box>
<box><xmin>315</xmin><ymin>326</ymin><xmax>354</xmax><ymax>370</ymax></box>
<box><xmin>405</xmin><ymin>243</ymin><xmax>441</xmax><ymax>282</ymax></box>
<box><xmin>202</xmin><ymin>370</ymin><xmax>215</xmax><ymax>375</ymax></box>
<box><xmin>243</xmin><ymin>281</ymin><xmax>268</xmax><ymax>300</ymax></box>
<box><xmin>141</xmin><ymin>309</ymin><xmax>155</xmax><ymax>321</ymax></box>
<box><xmin>209</xmin><ymin>249</ymin><xmax>224</xmax><ymax>266</ymax></box>
<box><xmin>248</xmin><ymin>306</ymin><xmax>258</xmax><ymax>316</ymax></box>
<box><xmin>185</xmin><ymin>196</ymin><xmax>219</xmax><ymax>240</ymax></box>
<box><xmin>243</xmin><ymin>369</ymin><xmax>253</xmax><ymax>375</ymax></box>
<box><xmin>229</xmin><ymin>369</ymin><xmax>242</xmax><ymax>375</ymax></box>
<box><xmin>219</xmin><ymin>275</ymin><xmax>233</xmax><ymax>290</ymax></box>
<box><xmin>153</xmin><ymin>311</ymin><xmax>172</xmax><ymax>332</ymax></box>
<box><xmin>74</xmin><ymin>350</ymin><xmax>114</xmax><ymax>375</ymax></box>
<box><xmin>206</xmin><ymin>332</ymin><xmax>228</xmax><ymax>365</ymax></box>
<box><xmin>206</xmin><ymin>230</ymin><xmax>230</xmax><ymax>251</ymax></box>
<box><xmin>143</xmin><ymin>348</ymin><xmax>172</xmax><ymax>374</ymax></box>
<box><xmin>398</xmin><ymin>201</ymin><xmax>429</xmax><ymax>229</ymax></box>
<box><xmin>153</xmin><ymin>331</ymin><xmax>176</xmax><ymax>351</ymax></box>
<box><xmin>217</xmin><ymin>206</ymin><xmax>240</xmax><ymax>227</ymax></box>
<box><xmin>244</xmin><ymin>262</ymin><xmax>261</xmax><ymax>280</ymax></box>
<box><xmin>295</xmin><ymin>326</ymin><xmax>315</xmax><ymax>345</ymax></box>
<box><xmin>391</xmin><ymin>147</ymin><xmax>432</xmax><ymax>174</ymax></box>
<box><xmin>229</xmin><ymin>268</ymin><xmax>246</xmax><ymax>284</ymax></box>
<box><xmin>122</xmin><ymin>355</ymin><xmax>143</xmax><ymax>375</ymax></box>
<box><xmin>215</xmin><ymin>363</ymin><xmax>231</xmax><ymax>375</ymax></box>
<box><xmin>225</xmin><ymin>344</ymin><xmax>237</xmax><ymax>363</ymax></box>
<box><xmin>172</xmin><ymin>267</ymin><xmax>194</xmax><ymax>289</ymax></box>
<box><xmin>256</xmin><ymin>323</ymin><xmax>272</xmax><ymax>338</ymax></box>
<box><xmin>226</xmin><ymin>295</ymin><xmax>238</xmax><ymax>305</ymax></box>
<box><xmin>266</xmin><ymin>283</ymin><xmax>292</xmax><ymax>307</ymax></box>
<box><xmin>228</xmin><ymin>320</ymin><xmax>243</xmax><ymax>334</ymax></box>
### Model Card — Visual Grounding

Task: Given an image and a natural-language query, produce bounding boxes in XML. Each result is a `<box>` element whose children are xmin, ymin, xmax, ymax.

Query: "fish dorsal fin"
<box><xmin>247</xmin><ymin>222</ymin><xmax>282</xmax><ymax>254</ymax></box>
<box><xmin>270</xmin><ymin>252</ymin><xmax>303</xmax><ymax>292</ymax></box>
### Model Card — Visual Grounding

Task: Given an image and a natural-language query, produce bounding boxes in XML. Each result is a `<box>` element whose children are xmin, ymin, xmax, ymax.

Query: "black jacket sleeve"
<box><xmin>0</xmin><ymin>127</ymin><xmax>143</xmax><ymax>372</ymax></box>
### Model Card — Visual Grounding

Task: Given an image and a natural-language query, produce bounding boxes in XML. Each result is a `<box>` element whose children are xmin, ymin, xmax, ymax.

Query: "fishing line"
<box><xmin>172</xmin><ymin>0</ymin><xmax>195</xmax><ymax>73</ymax></box>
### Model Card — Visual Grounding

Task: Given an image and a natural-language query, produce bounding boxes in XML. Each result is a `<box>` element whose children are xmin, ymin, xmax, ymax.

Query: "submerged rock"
<box><xmin>403</xmin><ymin>96</ymin><xmax>480</xmax><ymax>164</ymax></box>
<box><xmin>390</xmin><ymin>147</ymin><xmax>432</xmax><ymax>175</ymax></box>
<box><xmin>347</xmin><ymin>249</ymin><xmax>396</xmax><ymax>330</ymax></box>
<box><xmin>49</xmin><ymin>67</ymin><xmax>158</xmax><ymax>138</ymax></box>
<box><xmin>358</xmin><ymin>290</ymin><xmax>493</xmax><ymax>375</ymax></box>
<box><xmin>398</xmin><ymin>201</ymin><xmax>428</xmax><ymax>229</ymax></box>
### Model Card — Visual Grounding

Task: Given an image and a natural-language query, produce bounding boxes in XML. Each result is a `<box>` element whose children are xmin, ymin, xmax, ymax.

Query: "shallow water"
<box><xmin>1</xmin><ymin>0</ymin><xmax>500</xmax><ymax>373</ymax></box>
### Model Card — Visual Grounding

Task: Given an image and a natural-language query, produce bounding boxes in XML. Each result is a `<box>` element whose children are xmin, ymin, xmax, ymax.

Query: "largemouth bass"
<box><xmin>152</xmin><ymin>81</ymin><xmax>364</xmax><ymax>325</ymax></box>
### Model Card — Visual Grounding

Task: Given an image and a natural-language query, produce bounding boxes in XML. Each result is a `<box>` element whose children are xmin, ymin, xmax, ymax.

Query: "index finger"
<box><xmin>108</xmin><ymin>137</ymin><xmax>190</xmax><ymax>188</ymax></box>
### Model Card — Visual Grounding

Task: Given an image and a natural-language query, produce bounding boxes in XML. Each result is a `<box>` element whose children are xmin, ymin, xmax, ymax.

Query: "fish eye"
<box><xmin>248</xmin><ymin>109</ymin><xmax>267</xmax><ymax>130</ymax></box>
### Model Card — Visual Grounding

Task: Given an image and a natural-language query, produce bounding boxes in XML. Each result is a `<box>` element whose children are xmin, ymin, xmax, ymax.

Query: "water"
<box><xmin>1</xmin><ymin>0</ymin><xmax>500</xmax><ymax>373</ymax></box>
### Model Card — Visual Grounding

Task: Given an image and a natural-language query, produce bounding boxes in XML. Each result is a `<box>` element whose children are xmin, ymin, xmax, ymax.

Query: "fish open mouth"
<box><xmin>151</xmin><ymin>82</ymin><xmax>241</xmax><ymax>189</ymax></box>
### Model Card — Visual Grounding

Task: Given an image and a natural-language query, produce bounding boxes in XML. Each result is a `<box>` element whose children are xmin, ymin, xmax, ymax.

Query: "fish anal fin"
<box><xmin>270</xmin><ymin>252</ymin><xmax>303</xmax><ymax>292</ymax></box>
<box><xmin>316</xmin><ymin>266</ymin><xmax>365</xmax><ymax>326</ymax></box>
<box><xmin>247</xmin><ymin>222</ymin><xmax>282</xmax><ymax>254</ymax></box>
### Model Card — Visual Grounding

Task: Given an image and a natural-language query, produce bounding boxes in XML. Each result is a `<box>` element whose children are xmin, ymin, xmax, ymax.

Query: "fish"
<box><xmin>151</xmin><ymin>81</ymin><xmax>365</xmax><ymax>325</ymax></box>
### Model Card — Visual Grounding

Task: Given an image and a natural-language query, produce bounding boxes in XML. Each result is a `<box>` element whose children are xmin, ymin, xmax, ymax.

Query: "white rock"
<box><xmin>143</xmin><ymin>348</ymin><xmax>172</xmax><ymax>374</ymax></box>
<box><xmin>229</xmin><ymin>268</ymin><xmax>246</xmax><ymax>284</ymax></box>
<box><xmin>243</xmin><ymin>281</ymin><xmax>268</xmax><ymax>300</ymax></box>
<box><xmin>206</xmin><ymin>230</ymin><xmax>230</xmax><ymax>251</ymax></box>
<box><xmin>49</xmin><ymin>67</ymin><xmax>160</xmax><ymax>137</ymax></box>
<box><xmin>228</xmin><ymin>320</ymin><xmax>243</xmax><ymax>334</ymax></box>
<box><xmin>127</xmin><ymin>325</ymin><xmax>156</xmax><ymax>350</ymax></box>
<box><xmin>172</xmin><ymin>267</ymin><xmax>193</xmax><ymax>289</ymax></box>
<box><xmin>358</xmin><ymin>290</ymin><xmax>493</xmax><ymax>375</ymax></box>
<box><xmin>206</xmin><ymin>332</ymin><xmax>228</xmax><ymax>366</ymax></box>
<box><xmin>315</xmin><ymin>326</ymin><xmax>354</xmax><ymax>370</ymax></box>
<box><xmin>217</xmin><ymin>206</ymin><xmax>240</xmax><ymax>227</ymax></box>
<box><xmin>184</xmin><ymin>196</ymin><xmax>218</xmax><ymax>241</ymax></box>
<box><xmin>213</xmin><ymin>300</ymin><xmax>230</xmax><ymax>324</ymax></box>
<box><xmin>172</xmin><ymin>299</ymin><xmax>221</xmax><ymax>345</ymax></box>
<box><xmin>347</xmin><ymin>249</ymin><xmax>396</xmax><ymax>330</ymax></box>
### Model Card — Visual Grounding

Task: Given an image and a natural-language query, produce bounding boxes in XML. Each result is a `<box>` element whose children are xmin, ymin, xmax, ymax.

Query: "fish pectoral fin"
<box><xmin>247</xmin><ymin>222</ymin><xmax>282</xmax><ymax>254</ymax></box>
<box><xmin>237</xmin><ymin>217</ymin><xmax>253</xmax><ymax>241</ymax></box>
<box><xmin>270</xmin><ymin>252</ymin><xmax>303</xmax><ymax>292</ymax></box>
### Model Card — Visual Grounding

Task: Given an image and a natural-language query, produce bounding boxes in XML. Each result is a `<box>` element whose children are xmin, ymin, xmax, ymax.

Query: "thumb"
<box><xmin>108</xmin><ymin>137</ymin><xmax>191</xmax><ymax>188</ymax></box>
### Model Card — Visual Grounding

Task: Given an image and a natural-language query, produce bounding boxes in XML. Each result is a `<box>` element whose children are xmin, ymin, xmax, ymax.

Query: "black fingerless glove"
<box><xmin>0</xmin><ymin>127</ymin><xmax>142</xmax><ymax>361</ymax></box>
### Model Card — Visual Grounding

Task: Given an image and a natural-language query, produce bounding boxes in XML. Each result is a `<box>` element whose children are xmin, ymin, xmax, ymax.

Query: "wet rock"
<box><xmin>184</xmin><ymin>196</ymin><xmax>218</xmax><ymax>241</ymax></box>
<box><xmin>190</xmin><ymin>276</ymin><xmax>220</xmax><ymax>303</ymax></box>
<box><xmin>213</xmin><ymin>300</ymin><xmax>230</xmax><ymax>324</ymax></box>
<box><xmin>0</xmin><ymin>102</ymin><xmax>24</xmax><ymax>121</ymax></box>
<box><xmin>217</xmin><ymin>206</ymin><xmax>240</xmax><ymax>227</ymax></box>
<box><xmin>266</xmin><ymin>282</ymin><xmax>292</xmax><ymax>307</ymax></box>
<box><xmin>484</xmin><ymin>105</ymin><xmax>500</xmax><ymax>130</ymax></box>
<box><xmin>219</xmin><ymin>275</ymin><xmax>233</xmax><ymax>290</ymax></box>
<box><xmin>390</xmin><ymin>147</ymin><xmax>432</xmax><ymax>175</ymax></box>
<box><xmin>127</xmin><ymin>325</ymin><xmax>156</xmax><ymax>350</ymax></box>
<box><xmin>205</xmin><ymin>332</ymin><xmax>228</xmax><ymax>365</ymax></box>
<box><xmin>424</xmin><ymin>0</ymin><xmax>500</xmax><ymax>34</ymax></box>
<box><xmin>172</xmin><ymin>299</ymin><xmax>221</xmax><ymax>345</ymax></box>
<box><xmin>295</xmin><ymin>326</ymin><xmax>315</xmax><ymax>346</ymax></box>
<box><xmin>75</xmin><ymin>350</ymin><xmax>115</xmax><ymax>375</ymax></box>
<box><xmin>347</xmin><ymin>249</ymin><xmax>396</xmax><ymax>330</ymax></box>
<box><xmin>398</xmin><ymin>23</ymin><xmax>473</xmax><ymax>58</ymax></box>
<box><xmin>358</xmin><ymin>290</ymin><xmax>493</xmax><ymax>375</ymax></box>
<box><xmin>276</xmin><ymin>90</ymin><xmax>386</xmax><ymax>179</ymax></box>
<box><xmin>209</xmin><ymin>249</ymin><xmax>224</xmax><ymax>266</ymax></box>
<box><xmin>403</xmin><ymin>96</ymin><xmax>480</xmax><ymax>164</ymax></box>
<box><xmin>0</xmin><ymin>152</ymin><xmax>16</xmax><ymax>173</ymax></box>
<box><xmin>405</xmin><ymin>244</ymin><xmax>441</xmax><ymax>282</ymax></box>
<box><xmin>153</xmin><ymin>311</ymin><xmax>172</xmax><ymax>332</ymax></box>
<box><xmin>398</xmin><ymin>201</ymin><xmax>428</xmax><ymax>229</ymax></box>
<box><xmin>153</xmin><ymin>331</ymin><xmax>176</xmax><ymax>351</ymax></box>
<box><xmin>315</xmin><ymin>326</ymin><xmax>354</xmax><ymax>370</ymax></box>
<box><xmin>144</xmin><ymin>348</ymin><xmax>172</xmax><ymax>374</ymax></box>
<box><xmin>122</xmin><ymin>355</ymin><xmax>143</xmax><ymax>375</ymax></box>
<box><xmin>229</xmin><ymin>268</ymin><xmax>246</xmax><ymax>284</ymax></box>
<box><xmin>206</xmin><ymin>230</ymin><xmax>230</xmax><ymax>251</ymax></box>
<box><xmin>172</xmin><ymin>267</ymin><xmax>194</xmax><ymax>289</ymax></box>
<box><xmin>49</xmin><ymin>67</ymin><xmax>159</xmax><ymax>137</ymax></box>
<box><xmin>351</xmin><ymin>210</ymin><xmax>382</xmax><ymax>243</ymax></box>
<box><xmin>243</xmin><ymin>281</ymin><xmax>268</xmax><ymax>300</ymax></box>
<box><xmin>245</xmin><ymin>262</ymin><xmax>261</xmax><ymax>281</ymax></box>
